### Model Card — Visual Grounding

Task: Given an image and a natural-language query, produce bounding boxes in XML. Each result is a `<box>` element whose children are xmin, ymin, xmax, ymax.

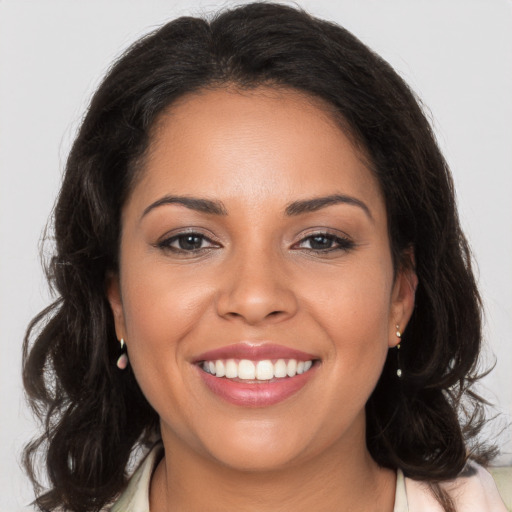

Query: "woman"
<box><xmin>22</xmin><ymin>3</ymin><xmax>507</xmax><ymax>511</ymax></box>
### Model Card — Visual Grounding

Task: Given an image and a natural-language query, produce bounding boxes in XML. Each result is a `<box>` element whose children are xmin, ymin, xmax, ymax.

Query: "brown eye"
<box><xmin>308</xmin><ymin>235</ymin><xmax>335</xmax><ymax>250</ymax></box>
<box><xmin>176</xmin><ymin>234</ymin><xmax>205</xmax><ymax>250</ymax></box>
<box><xmin>158</xmin><ymin>232</ymin><xmax>219</xmax><ymax>253</ymax></box>
<box><xmin>295</xmin><ymin>233</ymin><xmax>355</xmax><ymax>253</ymax></box>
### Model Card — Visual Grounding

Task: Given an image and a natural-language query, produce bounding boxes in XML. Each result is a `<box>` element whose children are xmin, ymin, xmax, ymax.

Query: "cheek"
<box><xmin>117</xmin><ymin>268</ymin><xmax>212</xmax><ymax>434</ymax></box>
<box><xmin>117</xmin><ymin>253</ymin><xmax>212</xmax><ymax>396</ymax></box>
<box><xmin>340</xmin><ymin>270</ymin><xmax>393</xmax><ymax>364</ymax></box>
<box><xmin>303</xmin><ymin>256</ymin><xmax>393</xmax><ymax>336</ymax></box>
<box><xmin>305</xmin><ymin>258</ymin><xmax>393</xmax><ymax>389</ymax></box>
<box><xmin>120</xmin><ymin>253</ymin><xmax>211</xmax><ymax>343</ymax></box>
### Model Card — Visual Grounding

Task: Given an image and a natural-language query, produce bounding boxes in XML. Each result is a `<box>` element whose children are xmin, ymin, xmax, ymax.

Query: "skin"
<box><xmin>108</xmin><ymin>86</ymin><xmax>417</xmax><ymax>511</ymax></box>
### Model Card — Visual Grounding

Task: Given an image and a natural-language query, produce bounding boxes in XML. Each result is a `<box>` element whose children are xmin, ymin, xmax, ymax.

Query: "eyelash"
<box><xmin>157</xmin><ymin>232</ymin><xmax>219</xmax><ymax>254</ymax></box>
<box><xmin>292</xmin><ymin>233</ymin><xmax>355</xmax><ymax>253</ymax></box>
<box><xmin>157</xmin><ymin>231</ymin><xmax>355</xmax><ymax>255</ymax></box>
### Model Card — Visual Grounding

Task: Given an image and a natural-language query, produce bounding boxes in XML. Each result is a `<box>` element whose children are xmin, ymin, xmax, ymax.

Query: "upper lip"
<box><xmin>194</xmin><ymin>343</ymin><xmax>318</xmax><ymax>363</ymax></box>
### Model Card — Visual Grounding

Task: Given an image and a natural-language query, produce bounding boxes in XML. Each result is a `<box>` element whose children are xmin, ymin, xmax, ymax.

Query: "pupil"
<box><xmin>311</xmin><ymin>235</ymin><xmax>332</xmax><ymax>249</ymax></box>
<box><xmin>179</xmin><ymin>235</ymin><xmax>202</xmax><ymax>250</ymax></box>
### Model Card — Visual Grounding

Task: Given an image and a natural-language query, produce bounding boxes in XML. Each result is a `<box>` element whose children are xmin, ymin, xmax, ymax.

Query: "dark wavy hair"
<box><xmin>23</xmin><ymin>3</ymin><xmax>495</xmax><ymax>511</ymax></box>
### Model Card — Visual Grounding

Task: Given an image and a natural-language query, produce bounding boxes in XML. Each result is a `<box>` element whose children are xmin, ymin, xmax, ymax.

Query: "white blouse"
<box><xmin>109</xmin><ymin>444</ymin><xmax>508</xmax><ymax>511</ymax></box>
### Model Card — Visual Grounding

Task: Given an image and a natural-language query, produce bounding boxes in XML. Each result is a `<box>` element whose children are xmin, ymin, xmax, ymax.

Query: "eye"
<box><xmin>158</xmin><ymin>232</ymin><xmax>219</xmax><ymax>253</ymax></box>
<box><xmin>294</xmin><ymin>233</ymin><xmax>355</xmax><ymax>253</ymax></box>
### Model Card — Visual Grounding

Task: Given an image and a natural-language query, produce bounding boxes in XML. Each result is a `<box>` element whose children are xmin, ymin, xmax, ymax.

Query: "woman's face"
<box><xmin>108</xmin><ymin>87</ymin><xmax>416</xmax><ymax>471</ymax></box>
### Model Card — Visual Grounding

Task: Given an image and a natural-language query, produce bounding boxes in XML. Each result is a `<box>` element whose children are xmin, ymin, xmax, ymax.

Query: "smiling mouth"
<box><xmin>199</xmin><ymin>358</ymin><xmax>317</xmax><ymax>381</ymax></box>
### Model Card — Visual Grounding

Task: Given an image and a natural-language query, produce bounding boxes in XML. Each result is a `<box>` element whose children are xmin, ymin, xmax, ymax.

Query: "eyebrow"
<box><xmin>285</xmin><ymin>194</ymin><xmax>373</xmax><ymax>220</ymax></box>
<box><xmin>142</xmin><ymin>195</ymin><xmax>228</xmax><ymax>218</ymax></box>
<box><xmin>141</xmin><ymin>193</ymin><xmax>372</xmax><ymax>220</ymax></box>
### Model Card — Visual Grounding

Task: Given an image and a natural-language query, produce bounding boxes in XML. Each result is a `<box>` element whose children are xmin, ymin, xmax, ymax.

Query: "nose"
<box><xmin>215</xmin><ymin>246</ymin><xmax>298</xmax><ymax>326</ymax></box>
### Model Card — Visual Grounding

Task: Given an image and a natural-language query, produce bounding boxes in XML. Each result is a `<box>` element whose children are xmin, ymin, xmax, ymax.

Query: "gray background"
<box><xmin>1</xmin><ymin>1</ymin><xmax>511</xmax><ymax>510</ymax></box>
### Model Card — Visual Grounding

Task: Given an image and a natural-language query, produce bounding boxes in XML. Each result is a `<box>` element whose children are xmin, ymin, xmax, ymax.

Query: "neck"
<box><xmin>150</xmin><ymin>418</ymin><xmax>396</xmax><ymax>512</ymax></box>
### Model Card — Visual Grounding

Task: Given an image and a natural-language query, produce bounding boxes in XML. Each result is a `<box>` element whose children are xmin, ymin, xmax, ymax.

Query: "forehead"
<box><xmin>129</xmin><ymin>86</ymin><xmax>384</xmax><ymax>218</ymax></box>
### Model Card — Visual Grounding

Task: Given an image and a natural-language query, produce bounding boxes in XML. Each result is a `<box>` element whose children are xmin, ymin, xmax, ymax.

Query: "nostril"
<box><xmin>215</xmin><ymin>284</ymin><xmax>298</xmax><ymax>325</ymax></box>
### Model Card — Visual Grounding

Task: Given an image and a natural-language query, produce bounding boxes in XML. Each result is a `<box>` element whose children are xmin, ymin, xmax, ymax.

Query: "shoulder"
<box><xmin>108</xmin><ymin>443</ymin><xmax>164</xmax><ymax>512</ymax></box>
<box><xmin>404</xmin><ymin>463</ymin><xmax>508</xmax><ymax>512</ymax></box>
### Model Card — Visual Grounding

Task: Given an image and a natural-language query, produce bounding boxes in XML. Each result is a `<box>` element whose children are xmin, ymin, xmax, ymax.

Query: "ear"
<box><xmin>106</xmin><ymin>272</ymin><xmax>127</xmax><ymax>341</ymax></box>
<box><xmin>388</xmin><ymin>250</ymin><xmax>418</xmax><ymax>348</ymax></box>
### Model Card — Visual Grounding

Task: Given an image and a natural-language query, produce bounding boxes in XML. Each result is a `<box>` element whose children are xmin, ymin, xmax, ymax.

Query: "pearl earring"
<box><xmin>395</xmin><ymin>325</ymin><xmax>402</xmax><ymax>378</ymax></box>
<box><xmin>116</xmin><ymin>338</ymin><xmax>128</xmax><ymax>370</ymax></box>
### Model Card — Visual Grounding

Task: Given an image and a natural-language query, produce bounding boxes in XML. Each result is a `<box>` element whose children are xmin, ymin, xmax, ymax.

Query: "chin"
<box><xmin>196</xmin><ymin>420</ymin><xmax>312</xmax><ymax>472</ymax></box>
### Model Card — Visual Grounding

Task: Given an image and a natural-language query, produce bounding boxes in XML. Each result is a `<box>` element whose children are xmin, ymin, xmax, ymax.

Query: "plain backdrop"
<box><xmin>1</xmin><ymin>0</ymin><xmax>511</xmax><ymax>510</ymax></box>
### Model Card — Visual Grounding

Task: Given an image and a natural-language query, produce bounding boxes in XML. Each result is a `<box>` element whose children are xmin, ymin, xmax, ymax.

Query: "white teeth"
<box><xmin>215</xmin><ymin>360</ymin><xmax>225</xmax><ymax>378</ymax></box>
<box><xmin>286</xmin><ymin>359</ymin><xmax>297</xmax><ymax>377</ymax></box>
<box><xmin>201</xmin><ymin>358</ymin><xmax>315</xmax><ymax>380</ymax></box>
<box><xmin>225</xmin><ymin>359</ymin><xmax>238</xmax><ymax>378</ymax></box>
<box><xmin>238</xmin><ymin>359</ymin><xmax>256</xmax><ymax>380</ymax></box>
<box><xmin>256</xmin><ymin>360</ymin><xmax>274</xmax><ymax>380</ymax></box>
<box><xmin>274</xmin><ymin>359</ymin><xmax>287</xmax><ymax>378</ymax></box>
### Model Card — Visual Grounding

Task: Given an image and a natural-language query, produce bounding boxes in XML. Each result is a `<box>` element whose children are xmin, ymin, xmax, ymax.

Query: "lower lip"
<box><xmin>196</xmin><ymin>364</ymin><xmax>317</xmax><ymax>407</ymax></box>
